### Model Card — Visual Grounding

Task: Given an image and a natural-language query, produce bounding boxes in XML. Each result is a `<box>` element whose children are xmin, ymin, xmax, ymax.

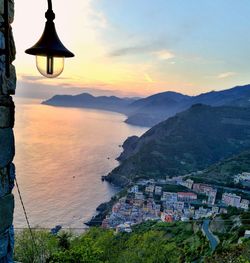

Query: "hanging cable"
<box><xmin>15</xmin><ymin>178</ymin><xmax>39</xmax><ymax>257</ymax></box>
<box><xmin>47</xmin><ymin>0</ymin><xmax>52</xmax><ymax>11</ymax></box>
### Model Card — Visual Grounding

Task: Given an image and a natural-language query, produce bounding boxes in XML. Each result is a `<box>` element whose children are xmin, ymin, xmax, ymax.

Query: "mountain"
<box><xmin>43</xmin><ymin>84</ymin><xmax>250</xmax><ymax>127</ymax></box>
<box><xmin>104</xmin><ymin>104</ymin><xmax>250</xmax><ymax>186</ymax></box>
<box><xmin>124</xmin><ymin>91</ymin><xmax>190</xmax><ymax>126</ymax></box>
<box><xmin>125</xmin><ymin>84</ymin><xmax>250</xmax><ymax>126</ymax></box>
<box><xmin>42</xmin><ymin>93</ymin><xmax>136</xmax><ymax>113</ymax></box>
<box><xmin>189</xmin><ymin>84</ymin><xmax>250</xmax><ymax>107</ymax></box>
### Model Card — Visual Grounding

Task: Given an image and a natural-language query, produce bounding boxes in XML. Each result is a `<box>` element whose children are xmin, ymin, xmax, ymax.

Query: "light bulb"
<box><xmin>36</xmin><ymin>56</ymin><xmax>64</xmax><ymax>78</ymax></box>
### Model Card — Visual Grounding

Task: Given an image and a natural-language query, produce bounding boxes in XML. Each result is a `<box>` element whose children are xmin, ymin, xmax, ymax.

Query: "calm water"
<box><xmin>13</xmin><ymin>98</ymin><xmax>147</xmax><ymax>229</ymax></box>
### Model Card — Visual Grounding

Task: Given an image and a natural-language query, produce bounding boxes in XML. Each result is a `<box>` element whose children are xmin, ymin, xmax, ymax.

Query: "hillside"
<box><xmin>105</xmin><ymin>104</ymin><xmax>250</xmax><ymax>186</ymax></box>
<box><xmin>43</xmin><ymin>84</ymin><xmax>250</xmax><ymax>127</ymax></box>
<box><xmin>189</xmin><ymin>150</ymin><xmax>250</xmax><ymax>186</ymax></box>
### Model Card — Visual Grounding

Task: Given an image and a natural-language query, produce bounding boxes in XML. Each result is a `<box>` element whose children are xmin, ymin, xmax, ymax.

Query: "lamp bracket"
<box><xmin>45</xmin><ymin>0</ymin><xmax>55</xmax><ymax>21</ymax></box>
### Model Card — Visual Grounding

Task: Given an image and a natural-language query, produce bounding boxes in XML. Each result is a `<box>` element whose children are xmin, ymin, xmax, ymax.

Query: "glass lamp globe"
<box><xmin>36</xmin><ymin>56</ymin><xmax>64</xmax><ymax>78</ymax></box>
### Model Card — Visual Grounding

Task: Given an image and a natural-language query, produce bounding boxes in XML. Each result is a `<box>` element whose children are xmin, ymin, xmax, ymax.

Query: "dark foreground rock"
<box><xmin>85</xmin><ymin>200</ymin><xmax>115</xmax><ymax>226</ymax></box>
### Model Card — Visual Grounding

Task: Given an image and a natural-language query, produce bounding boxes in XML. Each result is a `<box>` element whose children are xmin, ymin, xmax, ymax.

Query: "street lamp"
<box><xmin>25</xmin><ymin>0</ymin><xmax>74</xmax><ymax>78</ymax></box>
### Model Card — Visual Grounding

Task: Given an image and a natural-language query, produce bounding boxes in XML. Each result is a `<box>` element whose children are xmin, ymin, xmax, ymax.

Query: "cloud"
<box><xmin>20</xmin><ymin>75</ymin><xmax>46</xmax><ymax>81</ymax></box>
<box><xmin>108</xmin><ymin>45</ymin><xmax>176</xmax><ymax>62</ymax></box>
<box><xmin>108</xmin><ymin>39</ymin><xmax>172</xmax><ymax>57</ymax></box>
<box><xmin>83</xmin><ymin>0</ymin><xmax>108</xmax><ymax>29</ymax></box>
<box><xmin>217</xmin><ymin>72</ymin><xmax>237</xmax><ymax>79</ymax></box>
<box><xmin>109</xmin><ymin>44</ymin><xmax>157</xmax><ymax>57</ymax></box>
<box><xmin>153</xmin><ymin>50</ymin><xmax>175</xmax><ymax>60</ymax></box>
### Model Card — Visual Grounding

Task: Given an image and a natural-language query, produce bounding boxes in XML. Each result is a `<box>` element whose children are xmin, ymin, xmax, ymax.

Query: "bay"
<box><xmin>13</xmin><ymin>98</ymin><xmax>147</xmax><ymax>229</ymax></box>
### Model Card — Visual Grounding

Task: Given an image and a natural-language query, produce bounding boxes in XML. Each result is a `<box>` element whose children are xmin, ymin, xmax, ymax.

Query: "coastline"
<box><xmin>85</xmin><ymin>186</ymin><xmax>125</xmax><ymax>227</ymax></box>
<box><xmin>85</xmin><ymin>136</ymin><xmax>140</xmax><ymax>226</ymax></box>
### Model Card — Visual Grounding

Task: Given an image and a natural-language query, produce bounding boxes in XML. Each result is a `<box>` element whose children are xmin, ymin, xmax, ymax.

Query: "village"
<box><xmin>101</xmin><ymin>173</ymin><xmax>250</xmax><ymax>233</ymax></box>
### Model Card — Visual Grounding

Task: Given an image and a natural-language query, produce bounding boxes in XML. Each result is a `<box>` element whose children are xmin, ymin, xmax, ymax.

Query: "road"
<box><xmin>202</xmin><ymin>219</ymin><xmax>219</xmax><ymax>251</ymax></box>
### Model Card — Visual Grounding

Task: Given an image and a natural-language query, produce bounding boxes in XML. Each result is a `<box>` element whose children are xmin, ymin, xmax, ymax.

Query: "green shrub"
<box><xmin>14</xmin><ymin>229</ymin><xmax>59</xmax><ymax>263</ymax></box>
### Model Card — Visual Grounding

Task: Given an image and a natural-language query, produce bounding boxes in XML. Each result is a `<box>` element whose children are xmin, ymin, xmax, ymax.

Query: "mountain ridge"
<box><xmin>43</xmin><ymin>84</ymin><xmax>250</xmax><ymax>127</ymax></box>
<box><xmin>42</xmin><ymin>93</ymin><xmax>136</xmax><ymax>114</ymax></box>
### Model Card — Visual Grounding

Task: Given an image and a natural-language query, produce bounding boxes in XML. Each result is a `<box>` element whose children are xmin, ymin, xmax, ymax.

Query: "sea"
<box><xmin>13</xmin><ymin>98</ymin><xmax>147</xmax><ymax>230</ymax></box>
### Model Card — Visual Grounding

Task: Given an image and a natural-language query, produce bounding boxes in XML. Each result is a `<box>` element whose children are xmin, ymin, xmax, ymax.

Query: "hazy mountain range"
<box><xmin>43</xmin><ymin>84</ymin><xmax>250</xmax><ymax>127</ymax></box>
<box><xmin>42</xmin><ymin>93</ymin><xmax>136</xmax><ymax>113</ymax></box>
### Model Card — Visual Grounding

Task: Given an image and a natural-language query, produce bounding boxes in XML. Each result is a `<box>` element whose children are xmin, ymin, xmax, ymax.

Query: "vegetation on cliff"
<box><xmin>190</xmin><ymin>150</ymin><xmax>250</xmax><ymax>187</ymax></box>
<box><xmin>205</xmin><ymin>209</ymin><xmax>250</xmax><ymax>263</ymax></box>
<box><xmin>106</xmin><ymin>104</ymin><xmax>250</xmax><ymax>186</ymax></box>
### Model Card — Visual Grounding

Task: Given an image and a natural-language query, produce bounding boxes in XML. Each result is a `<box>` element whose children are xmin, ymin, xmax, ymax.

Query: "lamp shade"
<box><xmin>25</xmin><ymin>21</ymin><xmax>74</xmax><ymax>58</ymax></box>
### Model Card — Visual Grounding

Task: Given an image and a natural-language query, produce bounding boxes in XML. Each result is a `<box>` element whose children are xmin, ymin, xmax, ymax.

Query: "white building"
<box><xmin>135</xmin><ymin>192</ymin><xmax>144</xmax><ymax>200</ymax></box>
<box><xmin>173</xmin><ymin>176</ymin><xmax>183</xmax><ymax>185</ymax></box>
<box><xmin>242</xmin><ymin>172</ymin><xmax>250</xmax><ymax>179</ymax></box>
<box><xmin>212</xmin><ymin>206</ymin><xmax>219</xmax><ymax>214</ymax></box>
<box><xmin>180</xmin><ymin>179</ymin><xmax>194</xmax><ymax>189</ymax></box>
<box><xmin>154</xmin><ymin>186</ymin><xmax>162</xmax><ymax>195</ymax></box>
<box><xmin>222</xmin><ymin>193</ymin><xmax>241</xmax><ymax>208</ymax></box>
<box><xmin>181</xmin><ymin>216</ymin><xmax>189</xmax><ymax>222</ymax></box>
<box><xmin>129</xmin><ymin>185</ymin><xmax>139</xmax><ymax>193</ymax></box>
<box><xmin>240</xmin><ymin>199</ymin><xmax>249</xmax><ymax>210</ymax></box>
<box><xmin>175</xmin><ymin>201</ymin><xmax>185</xmax><ymax>211</ymax></box>
<box><xmin>244</xmin><ymin>230</ymin><xmax>250</xmax><ymax>238</ymax></box>
<box><xmin>145</xmin><ymin>184</ymin><xmax>155</xmax><ymax>193</ymax></box>
<box><xmin>207</xmin><ymin>189</ymin><xmax>217</xmax><ymax>205</ymax></box>
<box><xmin>234</xmin><ymin>172</ymin><xmax>250</xmax><ymax>183</ymax></box>
<box><xmin>194</xmin><ymin>207</ymin><xmax>208</xmax><ymax>219</ymax></box>
<box><xmin>116</xmin><ymin>223</ymin><xmax>132</xmax><ymax>233</ymax></box>
<box><xmin>157</xmin><ymin>179</ymin><xmax>166</xmax><ymax>184</ymax></box>
<box><xmin>161</xmin><ymin>192</ymin><xmax>178</xmax><ymax>202</ymax></box>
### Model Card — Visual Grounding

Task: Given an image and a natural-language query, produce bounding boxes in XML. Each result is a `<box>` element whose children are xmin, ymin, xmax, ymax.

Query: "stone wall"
<box><xmin>0</xmin><ymin>1</ymin><xmax>16</xmax><ymax>262</ymax></box>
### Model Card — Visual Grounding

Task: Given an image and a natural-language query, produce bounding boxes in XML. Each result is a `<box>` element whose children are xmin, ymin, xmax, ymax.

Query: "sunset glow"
<box><xmin>13</xmin><ymin>0</ymin><xmax>250</xmax><ymax>97</ymax></box>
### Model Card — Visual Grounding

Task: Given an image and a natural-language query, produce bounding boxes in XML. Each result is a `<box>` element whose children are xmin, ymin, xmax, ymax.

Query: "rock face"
<box><xmin>0</xmin><ymin>1</ymin><xmax>16</xmax><ymax>261</ymax></box>
<box><xmin>116</xmin><ymin>136</ymin><xmax>139</xmax><ymax>162</ymax></box>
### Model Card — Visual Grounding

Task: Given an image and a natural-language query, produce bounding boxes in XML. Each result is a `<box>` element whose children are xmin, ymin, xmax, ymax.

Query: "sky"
<box><xmin>13</xmin><ymin>0</ymin><xmax>250</xmax><ymax>98</ymax></box>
